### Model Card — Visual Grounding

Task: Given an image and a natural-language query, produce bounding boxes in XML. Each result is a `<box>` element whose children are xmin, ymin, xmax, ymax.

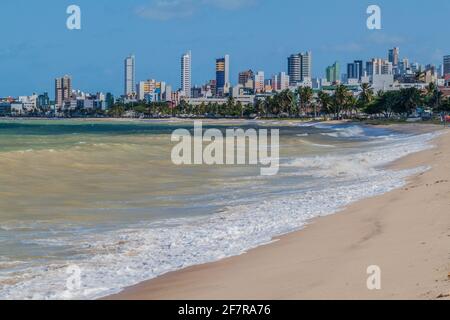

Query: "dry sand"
<box><xmin>107</xmin><ymin>125</ymin><xmax>450</xmax><ymax>300</ymax></box>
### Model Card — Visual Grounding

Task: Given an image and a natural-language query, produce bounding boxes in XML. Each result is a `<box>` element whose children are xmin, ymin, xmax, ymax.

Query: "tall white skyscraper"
<box><xmin>181</xmin><ymin>51</ymin><xmax>192</xmax><ymax>98</ymax></box>
<box><xmin>224</xmin><ymin>54</ymin><xmax>230</xmax><ymax>86</ymax></box>
<box><xmin>124</xmin><ymin>55</ymin><xmax>136</xmax><ymax>97</ymax></box>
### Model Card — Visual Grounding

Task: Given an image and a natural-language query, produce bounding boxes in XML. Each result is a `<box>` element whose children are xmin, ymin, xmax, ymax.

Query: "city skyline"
<box><xmin>2</xmin><ymin>45</ymin><xmax>449</xmax><ymax>104</ymax></box>
<box><xmin>1</xmin><ymin>0</ymin><xmax>450</xmax><ymax>97</ymax></box>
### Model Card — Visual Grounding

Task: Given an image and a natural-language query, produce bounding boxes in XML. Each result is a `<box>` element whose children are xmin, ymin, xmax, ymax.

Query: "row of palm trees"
<box><xmin>364</xmin><ymin>83</ymin><xmax>450</xmax><ymax>117</ymax></box>
<box><xmin>255</xmin><ymin>82</ymin><xmax>449</xmax><ymax>119</ymax></box>
<box><xmin>104</xmin><ymin>82</ymin><xmax>450</xmax><ymax>119</ymax></box>
<box><xmin>255</xmin><ymin>84</ymin><xmax>369</xmax><ymax>119</ymax></box>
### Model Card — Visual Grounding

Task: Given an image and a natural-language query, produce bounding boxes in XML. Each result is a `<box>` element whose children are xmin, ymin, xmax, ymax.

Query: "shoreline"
<box><xmin>106</xmin><ymin>125</ymin><xmax>450</xmax><ymax>300</ymax></box>
<box><xmin>0</xmin><ymin>116</ymin><xmax>443</xmax><ymax>124</ymax></box>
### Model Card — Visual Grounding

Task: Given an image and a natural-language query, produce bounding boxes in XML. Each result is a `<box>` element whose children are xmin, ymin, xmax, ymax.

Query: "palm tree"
<box><xmin>297</xmin><ymin>87</ymin><xmax>314</xmax><ymax>117</ymax></box>
<box><xmin>359</xmin><ymin>83</ymin><xmax>374</xmax><ymax>108</ymax></box>
<box><xmin>332</xmin><ymin>85</ymin><xmax>351</xmax><ymax>119</ymax></box>
<box><xmin>108</xmin><ymin>104</ymin><xmax>125</xmax><ymax>118</ymax></box>
<box><xmin>317</xmin><ymin>91</ymin><xmax>332</xmax><ymax>116</ymax></box>
<box><xmin>346</xmin><ymin>95</ymin><xmax>359</xmax><ymax>117</ymax></box>
<box><xmin>399</xmin><ymin>88</ymin><xmax>422</xmax><ymax>115</ymax></box>
<box><xmin>256</xmin><ymin>98</ymin><xmax>267</xmax><ymax>117</ymax></box>
<box><xmin>225</xmin><ymin>96</ymin><xmax>236</xmax><ymax>116</ymax></box>
<box><xmin>277</xmin><ymin>90</ymin><xmax>294</xmax><ymax>117</ymax></box>
<box><xmin>425</xmin><ymin>82</ymin><xmax>442</xmax><ymax>110</ymax></box>
<box><xmin>286</xmin><ymin>90</ymin><xmax>297</xmax><ymax>116</ymax></box>
<box><xmin>438</xmin><ymin>97</ymin><xmax>450</xmax><ymax>113</ymax></box>
<box><xmin>266</xmin><ymin>95</ymin><xmax>278</xmax><ymax>116</ymax></box>
<box><xmin>426</xmin><ymin>82</ymin><xmax>437</xmax><ymax>94</ymax></box>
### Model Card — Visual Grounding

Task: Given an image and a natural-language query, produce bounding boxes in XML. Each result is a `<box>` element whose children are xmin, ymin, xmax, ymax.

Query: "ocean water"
<box><xmin>0</xmin><ymin>119</ymin><xmax>438</xmax><ymax>299</ymax></box>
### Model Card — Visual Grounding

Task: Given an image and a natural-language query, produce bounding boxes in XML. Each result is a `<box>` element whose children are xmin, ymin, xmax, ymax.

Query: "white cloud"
<box><xmin>136</xmin><ymin>0</ymin><xmax>257</xmax><ymax>21</ymax></box>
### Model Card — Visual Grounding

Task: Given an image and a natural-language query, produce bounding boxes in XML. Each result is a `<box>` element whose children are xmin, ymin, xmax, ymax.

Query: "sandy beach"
<box><xmin>107</xmin><ymin>124</ymin><xmax>450</xmax><ymax>300</ymax></box>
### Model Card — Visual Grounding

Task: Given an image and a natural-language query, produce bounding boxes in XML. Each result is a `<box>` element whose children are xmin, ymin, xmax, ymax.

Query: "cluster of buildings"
<box><xmin>123</xmin><ymin>47</ymin><xmax>449</xmax><ymax>108</ymax></box>
<box><xmin>125</xmin><ymin>55</ymin><xmax>173</xmax><ymax>104</ymax></box>
<box><xmin>1</xmin><ymin>47</ymin><xmax>450</xmax><ymax>117</ymax></box>
<box><xmin>177</xmin><ymin>51</ymin><xmax>313</xmax><ymax>106</ymax></box>
<box><xmin>0</xmin><ymin>75</ymin><xmax>114</xmax><ymax>116</ymax></box>
<box><xmin>121</xmin><ymin>50</ymin><xmax>313</xmax><ymax>107</ymax></box>
<box><xmin>0</xmin><ymin>93</ymin><xmax>50</xmax><ymax>116</ymax></box>
<box><xmin>320</xmin><ymin>48</ymin><xmax>450</xmax><ymax>96</ymax></box>
<box><xmin>54</xmin><ymin>75</ymin><xmax>114</xmax><ymax>112</ymax></box>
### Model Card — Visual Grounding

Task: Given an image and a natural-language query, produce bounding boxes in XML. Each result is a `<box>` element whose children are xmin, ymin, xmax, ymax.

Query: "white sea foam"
<box><xmin>320</xmin><ymin>125</ymin><xmax>366</xmax><ymax>138</ymax></box>
<box><xmin>286</xmin><ymin>132</ymin><xmax>438</xmax><ymax>178</ymax></box>
<box><xmin>0</xmin><ymin>129</ymin><xmax>440</xmax><ymax>300</ymax></box>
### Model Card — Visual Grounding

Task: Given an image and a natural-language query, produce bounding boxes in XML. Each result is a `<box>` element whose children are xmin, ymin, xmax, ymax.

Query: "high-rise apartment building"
<box><xmin>444</xmin><ymin>55</ymin><xmax>450</xmax><ymax>76</ymax></box>
<box><xmin>366</xmin><ymin>58</ymin><xmax>393</xmax><ymax>76</ymax></box>
<box><xmin>137</xmin><ymin>80</ymin><xmax>156</xmax><ymax>101</ymax></box>
<box><xmin>216</xmin><ymin>55</ymin><xmax>230</xmax><ymax>96</ymax></box>
<box><xmin>279</xmin><ymin>72</ymin><xmax>290</xmax><ymax>91</ymax></box>
<box><xmin>366</xmin><ymin>61</ymin><xmax>374</xmax><ymax>77</ymax></box>
<box><xmin>326</xmin><ymin>62</ymin><xmax>340</xmax><ymax>83</ymax></box>
<box><xmin>271</xmin><ymin>74</ymin><xmax>279</xmax><ymax>92</ymax></box>
<box><xmin>388</xmin><ymin>47</ymin><xmax>400</xmax><ymax>75</ymax></box>
<box><xmin>55</xmin><ymin>75</ymin><xmax>72</xmax><ymax>108</ymax></box>
<box><xmin>238</xmin><ymin>70</ymin><xmax>254</xmax><ymax>88</ymax></box>
<box><xmin>37</xmin><ymin>92</ymin><xmax>50</xmax><ymax>109</ymax></box>
<box><xmin>301</xmin><ymin>51</ymin><xmax>312</xmax><ymax>81</ymax></box>
<box><xmin>137</xmin><ymin>80</ymin><xmax>170</xmax><ymax>102</ymax></box>
<box><xmin>388</xmin><ymin>47</ymin><xmax>400</xmax><ymax>67</ymax></box>
<box><xmin>124</xmin><ymin>55</ymin><xmax>136</xmax><ymax>97</ymax></box>
<box><xmin>411</xmin><ymin>62</ymin><xmax>422</xmax><ymax>74</ymax></box>
<box><xmin>288</xmin><ymin>54</ymin><xmax>301</xmax><ymax>85</ymax></box>
<box><xmin>347</xmin><ymin>63</ymin><xmax>355</xmax><ymax>80</ymax></box>
<box><xmin>381</xmin><ymin>61</ymin><xmax>393</xmax><ymax>75</ymax></box>
<box><xmin>288</xmin><ymin>51</ymin><xmax>312</xmax><ymax>86</ymax></box>
<box><xmin>400</xmin><ymin>58</ymin><xmax>410</xmax><ymax>75</ymax></box>
<box><xmin>253</xmin><ymin>71</ymin><xmax>265</xmax><ymax>93</ymax></box>
<box><xmin>373</xmin><ymin>58</ymin><xmax>383</xmax><ymax>75</ymax></box>
<box><xmin>272</xmin><ymin>72</ymin><xmax>290</xmax><ymax>91</ymax></box>
<box><xmin>347</xmin><ymin>60</ymin><xmax>364</xmax><ymax>80</ymax></box>
<box><xmin>181</xmin><ymin>51</ymin><xmax>192</xmax><ymax>98</ymax></box>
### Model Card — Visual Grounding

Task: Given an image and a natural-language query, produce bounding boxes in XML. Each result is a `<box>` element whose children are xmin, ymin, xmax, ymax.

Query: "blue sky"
<box><xmin>0</xmin><ymin>0</ymin><xmax>449</xmax><ymax>97</ymax></box>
